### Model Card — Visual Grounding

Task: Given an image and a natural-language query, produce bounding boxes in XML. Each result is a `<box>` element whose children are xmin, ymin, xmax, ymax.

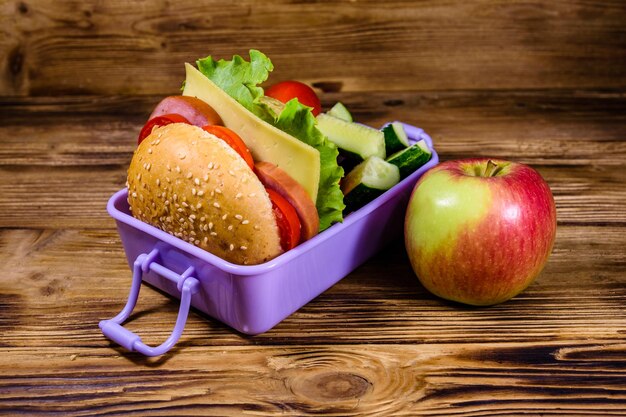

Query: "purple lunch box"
<box><xmin>100</xmin><ymin>123</ymin><xmax>439</xmax><ymax>356</ymax></box>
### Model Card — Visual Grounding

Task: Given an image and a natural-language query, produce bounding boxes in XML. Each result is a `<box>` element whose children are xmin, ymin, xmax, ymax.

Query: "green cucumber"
<box><xmin>341</xmin><ymin>156</ymin><xmax>400</xmax><ymax>211</ymax></box>
<box><xmin>382</xmin><ymin>122</ymin><xmax>410</xmax><ymax>155</ymax></box>
<box><xmin>385</xmin><ymin>139</ymin><xmax>431</xmax><ymax>179</ymax></box>
<box><xmin>316</xmin><ymin>113</ymin><xmax>385</xmax><ymax>161</ymax></box>
<box><xmin>327</xmin><ymin>102</ymin><xmax>353</xmax><ymax>122</ymax></box>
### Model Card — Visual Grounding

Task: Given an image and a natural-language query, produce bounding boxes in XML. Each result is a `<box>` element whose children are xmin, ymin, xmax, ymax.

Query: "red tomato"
<box><xmin>202</xmin><ymin>125</ymin><xmax>254</xmax><ymax>170</ymax></box>
<box><xmin>265</xmin><ymin>81</ymin><xmax>321</xmax><ymax>116</ymax></box>
<box><xmin>138</xmin><ymin>114</ymin><xmax>190</xmax><ymax>145</ymax></box>
<box><xmin>266</xmin><ymin>188</ymin><xmax>301</xmax><ymax>251</ymax></box>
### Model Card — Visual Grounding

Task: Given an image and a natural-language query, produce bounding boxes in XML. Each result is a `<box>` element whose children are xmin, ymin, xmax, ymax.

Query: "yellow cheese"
<box><xmin>182</xmin><ymin>63</ymin><xmax>320</xmax><ymax>202</ymax></box>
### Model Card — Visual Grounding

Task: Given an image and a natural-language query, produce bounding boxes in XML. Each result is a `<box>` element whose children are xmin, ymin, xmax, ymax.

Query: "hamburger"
<box><xmin>127</xmin><ymin>51</ymin><xmax>344</xmax><ymax>264</ymax></box>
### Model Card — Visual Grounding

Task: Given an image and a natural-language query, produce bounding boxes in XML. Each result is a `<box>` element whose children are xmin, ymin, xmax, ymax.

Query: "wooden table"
<box><xmin>1</xmin><ymin>1</ymin><xmax>625</xmax><ymax>415</ymax></box>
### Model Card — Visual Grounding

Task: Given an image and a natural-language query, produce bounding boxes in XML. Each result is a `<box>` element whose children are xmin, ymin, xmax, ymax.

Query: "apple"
<box><xmin>404</xmin><ymin>158</ymin><xmax>557</xmax><ymax>306</ymax></box>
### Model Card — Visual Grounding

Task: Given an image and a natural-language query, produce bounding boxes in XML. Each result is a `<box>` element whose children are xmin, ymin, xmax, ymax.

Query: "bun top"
<box><xmin>127</xmin><ymin>123</ymin><xmax>282</xmax><ymax>265</ymax></box>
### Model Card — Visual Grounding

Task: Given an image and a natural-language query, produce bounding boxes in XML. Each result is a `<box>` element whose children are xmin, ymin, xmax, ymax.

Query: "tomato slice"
<box><xmin>202</xmin><ymin>125</ymin><xmax>254</xmax><ymax>170</ymax></box>
<box><xmin>138</xmin><ymin>113</ymin><xmax>190</xmax><ymax>145</ymax></box>
<box><xmin>266</xmin><ymin>188</ymin><xmax>301</xmax><ymax>251</ymax></box>
<box><xmin>265</xmin><ymin>81</ymin><xmax>322</xmax><ymax>116</ymax></box>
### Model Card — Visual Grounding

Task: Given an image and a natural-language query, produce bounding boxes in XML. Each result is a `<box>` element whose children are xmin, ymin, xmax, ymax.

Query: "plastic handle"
<box><xmin>99</xmin><ymin>248</ymin><xmax>200</xmax><ymax>357</ymax></box>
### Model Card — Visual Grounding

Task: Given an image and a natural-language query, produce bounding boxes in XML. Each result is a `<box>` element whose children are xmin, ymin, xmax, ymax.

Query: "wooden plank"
<box><xmin>0</xmin><ymin>343</ymin><xmax>624</xmax><ymax>416</ymax></box>
<box><xmin>2</xmin><ymin>91</ymin><xmax>625</xmax><ymax>167</ymax></box>
<box><xmin>1</xmin><ymin>0</ymin><xmax>625</xmax><ymax>95</ymax></box>
<box><xmin>1</xmin><ymin>162</ymin><xmax>623</xmax><ymax>228</ymax></box>
<box><xmin>1</xmin><ymin>226</ymin><xmax>623</xmax><ymax>348</ymax></box>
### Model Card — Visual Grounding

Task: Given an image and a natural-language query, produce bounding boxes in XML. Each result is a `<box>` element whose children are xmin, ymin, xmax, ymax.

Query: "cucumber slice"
<box><xmin>327</xmin><ymin>102</ymin><xmax>353</xmax><ymax>122</ymax></box>
<box><xmin>341</xmin><ymin>156</ymin><xmax>400</xmax><ymax>211</ymax></box>
<box><xmin>317</xmin><ymin>113</ymin><xmax>385</xmax><ymax>161</ymax></box>
<box><xmin>382</xmin><ymin>122</ymin><xmax>410</xmax><ymax>155</ymax></box>
<box><xmin>386</xmin><ymin>140</ymin><xmax>432</xmax><ymax>179</ymax></box>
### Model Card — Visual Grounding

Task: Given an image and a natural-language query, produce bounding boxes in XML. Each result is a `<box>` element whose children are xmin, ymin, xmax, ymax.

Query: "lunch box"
<box><xmin>100</xmin><ymin>123</ymin><xmax>439</xmax><ymax>356</ymax></box>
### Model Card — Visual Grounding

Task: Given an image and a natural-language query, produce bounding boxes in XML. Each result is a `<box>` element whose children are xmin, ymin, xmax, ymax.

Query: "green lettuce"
<box><xmin>196</xmin><ymin>50</ymin><xmax>344</xmax><ymax>231</ymax></box>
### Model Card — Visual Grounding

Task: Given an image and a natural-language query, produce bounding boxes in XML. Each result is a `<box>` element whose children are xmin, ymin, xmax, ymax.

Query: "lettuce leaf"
<box><xmin>196</xmin><ymin>50</ymin><xmax>344</xmax><ymax>231</ymax></box>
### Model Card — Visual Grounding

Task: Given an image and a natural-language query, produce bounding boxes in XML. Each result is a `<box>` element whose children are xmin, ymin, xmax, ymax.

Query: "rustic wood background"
<box><xmin>1</xmin><ymin>0</ymin><xmax>625</xmax><ymax>415</ymax></box>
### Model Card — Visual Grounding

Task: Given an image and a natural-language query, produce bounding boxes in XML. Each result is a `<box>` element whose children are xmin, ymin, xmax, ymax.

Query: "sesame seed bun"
<box><xmin>127</xmin><ymin>123</ymin><xmax>282</xmax><ymax>265</ymax></box>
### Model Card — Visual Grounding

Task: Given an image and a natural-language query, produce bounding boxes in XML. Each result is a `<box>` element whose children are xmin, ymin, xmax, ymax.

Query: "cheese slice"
<box><xmin>182</xmin><ymin>63</ymin><xmax>320</xmax><ymax>202</ymax></box>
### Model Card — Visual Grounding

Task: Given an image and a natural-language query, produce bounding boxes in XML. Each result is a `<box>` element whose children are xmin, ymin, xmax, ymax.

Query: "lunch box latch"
<box><xmin>99</xmin><ymin>248</ymin><xmax>199</xmax><ymax>356</ymax></box>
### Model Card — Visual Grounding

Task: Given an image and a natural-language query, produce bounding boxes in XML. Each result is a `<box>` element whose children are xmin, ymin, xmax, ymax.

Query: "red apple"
<box><xmin>404</xmin><ymin>158</ymin><xmax>557</xmax><ymax>306</ymax></box>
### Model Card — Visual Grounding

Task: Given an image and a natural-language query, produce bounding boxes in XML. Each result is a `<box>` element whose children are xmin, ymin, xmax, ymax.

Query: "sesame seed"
<box><xmin>189</xmin><ymin>214</ymin><xmax>196</xmax><ymax>220</ymax></box>
<box><xmin>215</xmin><ymin>188</ymin><xmax>222</xmax><ymax>194</ymax></box>
<box><xmin>195</xmin><ymin>239</ymin><xmax>200</xmax><ymax>245</ymax></box>
<box><xmin>166</xmin><ymin>164</ymin><xmax>171</xmax><ymax>171</ymax></box>
<box><xmin>194</xmin><ymin>178</ymin><xmax>200</xmax><ymax>186</ymax></box>
<box><xmin>179</xmin><ymin>153</ymin><xmax>186</xmax><ymax>160</ymax></box>
<box><xmin>207</xmin><ymin>162</ymin><xmax>214</xmax><ymax>169</ymax></box>
<box><xmin>242</xmin><ymin>220</ymin><xmax>249</xmax><ymax>225</ymax></box>
<box><xmin>210</xmin><ymin>191</ymin><xmax>215</xmax><ymax>197</ymax></box>
<box><xmin>190</xmin><ymin>231</ymin><xmax>196</xmax><ymax>236</ymax></box>
<box><xmin>209</xmin><ymin>222</ymin><xmax>213</xmax><ymax>229</ymax></box>
<box><xmin>166</xmin><ymin>177</ymin><xmax>171</xmax><ymax>183</ymax></box>
<box><xmin>182</xmin><ymin>201</ymin><xmax>189</xmax><ymax>207</ymax></box>
<box><xmin>234</xmin><ymin>214</ymin><xmax>243</xmax><ymax>220</ymax></box>
<box><xmin>213</xmin><ymin>202</ymin><xmax>220</xmax><ymax>208</ymax></box>
<box><xmin>249</xmin><ymin>193</ymin><xmax>256</xmax><ymax>197</ymax></box>
<box><xmin>132</xmin><ymin>192</ymin><xmax>137</xmax><ymax>198</ymax></box>
<box><xmin>235</xmin><ymin>193</ymin><xmax>243</xmax><ymax>199</ymax></box>
<box><xmin>200</xmin><ymin>216</ymin><xmax>206</xmax><ymax>222</ymax></box>
<box><xmin>240</xmin><ymin>246</ymin><xmax>247</xmax><ymax>251</ymax></box>
<box><xmin>196</xmin><ymin>202</ymin><xmax>202</xmax><ymax>209</ymax></box>
<box><xmin>210</xmin><ymin>232</ymin><xmax>217</xmax><ymax>236</ymax></box>
<box><xmin>202</xmin><ymin>224</ymin><xmax>209</xmax><ymax>231</ymax></box>
<box><xmin>228</xmin><ymin>170</ymin><xmax>235</xmax><ymax>176</ymax></box>
<box><xmin>192</xmin><ymin>188</ymin><xmax>197</xmax><ymax>196</ymax></box>
<box><xmin>186</xmin><ymin>172</ymin><xmax>193</xmax><ymax>179</ymax></box>
<box><xmin>136</xmin><ymin>173</ymin><xmax>141</xmax><ymax>180</ymax></box>
<box><xmin>221</xmin><ymin>214</ymin><xmax>228</xmax><ymax>220</ymax></box>
<box><xmin>173</xmin><ymin>194</ymin><xmax>178</xmax><ymax>202</ymax></box>
<box><xmin>164</xmin><ymin>200</ymin><xmax>169</xmax><ymax>205</ymax></box>
<box><xmin>203</xmin><ymin>237</ymin><xmax>208</xmax><ymax>244</ymax></box>
<box><xmin>154</xmin><ymin>139</ymin><xmax>161</xmax><ymax>145</ymax></box>
<box><xmin>214</xmin><ymin>163</ymin><xmax>220</xmax><ymax>169</ymax></box>
<box><xmin>254</xmin><ymin>225</ymin><xmax>260</xmax><ymax>230</ymax></box>
<box><xmin>227</xmin><ymin>225</ymin><xmax>233</xmax><ymax>231</ymax></box>
<box><xmin>203</xmin><ymin>174</ymin><xmax>209</xmax><ymax>181</ymax></box>
<box><xmin>146</xmin><ymin>163</ymin><xmax>151</xmax><ymax>170</ymax></box>
<box><xmin>139</xmin><ymin>194</ymin><xmax>144</xmax><ymax>202</ymax></box>
<box><xmin>229</xmin><ymin>244</ymin><xmax>234</xmax><ymax>251</ymax></box>
<box><xmin>197</xmin><ymin>190</ymin><xmax>204</xmax><ymax>197</ymax></box>
<box><xmin>148</xmin><ymin>148</ymin><xmax>153</xmax><ymax>154</ymax></box>
<box><xmin>156</xmin><ymin>179</ymin><xmax>160</xmax><ymax>187</ymax></box>
<box><xmin>177</xmin><ymin>208</ymin><xmax>184</xmax><ymax>213</ymax></box>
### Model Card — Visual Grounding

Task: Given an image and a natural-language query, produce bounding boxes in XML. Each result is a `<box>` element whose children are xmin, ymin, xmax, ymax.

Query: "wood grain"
<box><xmin>1</xmin><ymin>0</ymin><xmax>626</xmax><ymax>95</ymax></box>
<box><xmin>1</xmin><ymin>343</ymin><xmax>625</xmax><ymax>416</ymax></box>
<box><xmin>0</xmin><ymin>226</ymin><xmax>623</xmax><ymax>349</ymax></box>
<box><xmin>1</xmin><ymin>0</ymin><xmax>625</xmax><ymax>414</ymax></box>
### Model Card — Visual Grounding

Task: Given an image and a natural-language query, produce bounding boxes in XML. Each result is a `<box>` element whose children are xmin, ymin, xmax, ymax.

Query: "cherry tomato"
<box><xmin>202</xmin><ymin>125</ymin><xmax>254</xmax><ymax>170</ymax></box>
<box><xmin>138</xmin><ymin>114</ymin><xmax>190</xmax><ymax>145</ymax></box>
<box><xmin>265</xmin><ymin>81</ymin><xmax>321</xmax><ymax>116</ymax></box>
<box><xmin>266</xmin><ymin>188</ymin><xmax>301</xmax><ymax>251</ymax></box>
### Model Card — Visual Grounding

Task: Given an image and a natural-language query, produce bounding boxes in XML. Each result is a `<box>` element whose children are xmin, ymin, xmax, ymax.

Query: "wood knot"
<box><xmin>312</xmin><ymin>81</ymin><xmax>343</xmax><ymax>93</ymax></box>
<box><xmin>294</xmin><ymin>371</ymin><xmax>371</xmax><ymax>402</ymax></box>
